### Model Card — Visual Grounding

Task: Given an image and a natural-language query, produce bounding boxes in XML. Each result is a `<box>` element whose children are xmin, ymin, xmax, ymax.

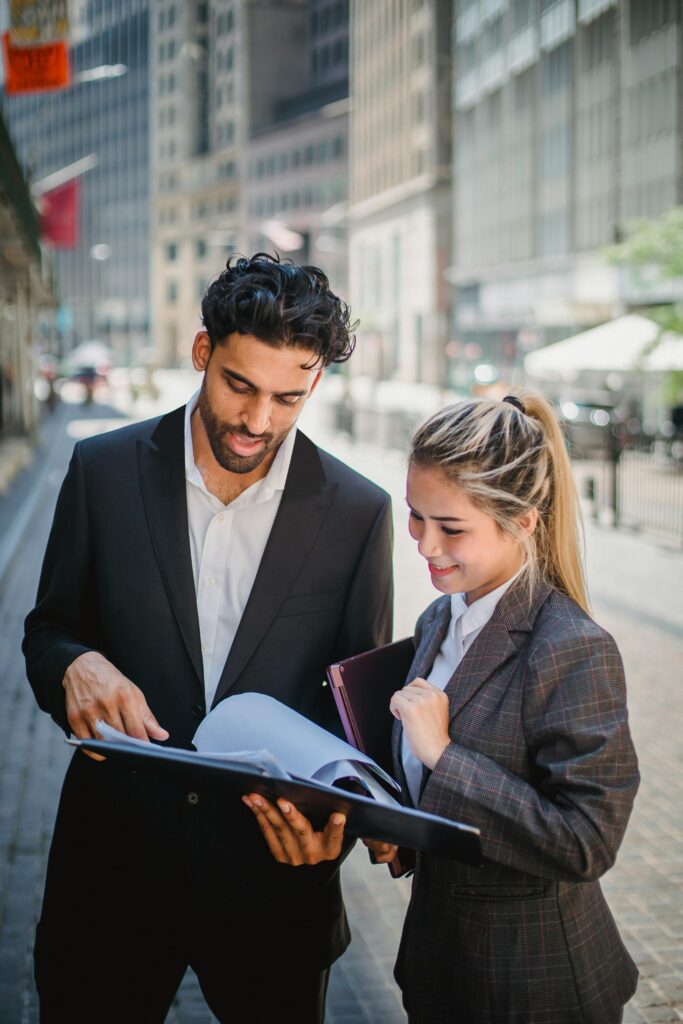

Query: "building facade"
<box><xmin>153</xmin><ymin>0</ymin><xmax>335</xmax><ymax>367</ymax></box>
<box><xmin>348</xmin><ymin>0</ymin><xmax>452</xmax><ymax>386</ymax></box>
<box><xmin>450</xmin><ymin>0</ymin><xmax>683</xmax><ymax>389</ymax></box>
<box><xmin>0</xmin><ymin>111</ymin><xmax>56</xmax><ymax>453</ymax></box>
<box><xmin>245</xmin><ymin>0</ymin><xmax>350</xmax><ymax>297</ymax></box>
<box><xmin>2</xmin><ymin>0</ymin><xmax>151</xmax><ymax>364</ymax></box>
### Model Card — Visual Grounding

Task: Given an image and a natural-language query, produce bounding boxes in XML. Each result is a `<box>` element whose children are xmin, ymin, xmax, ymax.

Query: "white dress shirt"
<box><xmin>184</xmin><ymin>390</ymin><xmax>297</xmax><ymax>708</ymax></box>
<box><xmin>402</xmin><ymin>568</ymin><xmax>524</xmax><ymax>805</ymax></box>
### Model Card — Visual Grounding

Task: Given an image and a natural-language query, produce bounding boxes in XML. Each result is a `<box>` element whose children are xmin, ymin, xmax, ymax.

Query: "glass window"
<box><xmin>196</xmin><ymin>239</ymin><xmax>207</xmax><ymax>258</ymax></box>
<box><xmin>166</xmin><ymin>243</ymin><xmax>177</xmax><ymax>261</ymax></box>
<box><xmin>166</xmin><ymin>280</ymin><xmax>177</xmax><ymax>302</ymax></box>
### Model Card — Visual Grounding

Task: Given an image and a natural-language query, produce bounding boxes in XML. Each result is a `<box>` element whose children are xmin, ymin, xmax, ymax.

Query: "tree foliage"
<box><xmin>609</xmin><ymin>206</ymin><xmax>683</xmax><ymax>281</ymax></box>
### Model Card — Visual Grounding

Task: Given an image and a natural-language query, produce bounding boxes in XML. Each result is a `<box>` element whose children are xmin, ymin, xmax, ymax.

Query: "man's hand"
<box><xmin>63</xmin><ymin>651</ymin><xmax>169</xmax><ymax>760</ymax></box>
<box><xmin>242</xmin><ymin>794</ymin><xmax>346</xmax><ymax>866</ymax></box>
<box><xmin>390</xmin><ymin>677</ymin><xmax>451</xmax><ymax>771</ymax></box>
<box><xmin>362</xmin><ymin>838</ymin><xmax>399</xmax><ymax>864</ymax></box>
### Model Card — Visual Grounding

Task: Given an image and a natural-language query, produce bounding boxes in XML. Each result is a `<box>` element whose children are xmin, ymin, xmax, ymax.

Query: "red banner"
<box><xmin>2</xmin><ymin>32</ymin><xmax>70</xmax><ymax>94</ymax></box>
<box><xmin>40</xmin><ymin>179</ymin><xmax>79</xmax><ymax>248</ymax></box>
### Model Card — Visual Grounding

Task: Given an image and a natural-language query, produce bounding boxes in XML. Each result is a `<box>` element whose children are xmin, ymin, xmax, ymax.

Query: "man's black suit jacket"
<box><xmin>23</xmin><ymin>406</ymin><xmax>393</xmax><ymax>970</ymax></box>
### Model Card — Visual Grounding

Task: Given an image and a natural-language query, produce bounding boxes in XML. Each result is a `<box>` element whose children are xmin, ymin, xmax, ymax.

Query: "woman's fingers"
<box><xmin>362</xmin><ymin>838</ymin><xmax>398</xmax><ymax>863</ymax></box>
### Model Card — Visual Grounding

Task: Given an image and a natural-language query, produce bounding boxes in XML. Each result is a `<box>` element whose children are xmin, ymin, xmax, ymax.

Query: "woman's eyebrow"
<box><xmin>405</xmin><ymin>500</ymin><xmax>466</xmax><ymax>523</ymax></box>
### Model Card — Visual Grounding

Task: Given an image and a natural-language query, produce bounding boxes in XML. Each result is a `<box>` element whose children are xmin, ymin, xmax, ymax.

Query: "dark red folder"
<box><xmin>327</xmin><ymin>637</ymin><xmax>418</xmax><ymax>877</ymax></box>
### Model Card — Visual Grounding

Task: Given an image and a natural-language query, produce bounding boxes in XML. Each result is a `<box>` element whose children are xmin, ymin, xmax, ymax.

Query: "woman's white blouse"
<box><xmin>401</xmin><ymin>569</ymin><xmax>524</xmax><ymax>805</ymax></box>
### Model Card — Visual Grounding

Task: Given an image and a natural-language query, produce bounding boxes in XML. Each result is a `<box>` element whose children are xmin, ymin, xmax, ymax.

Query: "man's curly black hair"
<box><xmin>200</xmin><ymin>253</ymin><xmax>358</xmax><ymax>367</ymax></box>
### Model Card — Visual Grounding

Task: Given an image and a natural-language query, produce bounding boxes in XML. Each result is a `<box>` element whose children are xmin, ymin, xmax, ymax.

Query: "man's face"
<box><xmin>192</xmin><ymin>331</ymin><xmax>322</xmax><ymax>475</ymax></box>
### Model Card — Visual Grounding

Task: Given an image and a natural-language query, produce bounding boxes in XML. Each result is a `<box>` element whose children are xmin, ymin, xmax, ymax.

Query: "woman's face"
<box><xmin>406</xmin><ymin>463</ymin><xmax>530</xmax><ymax>604</ymax></box>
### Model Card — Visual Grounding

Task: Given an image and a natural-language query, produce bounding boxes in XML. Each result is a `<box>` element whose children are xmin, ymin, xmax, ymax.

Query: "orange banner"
<box><xmin>2</xmin><ymin>32</ymin><xmax>70</xmax><ymax>94</ymax></box>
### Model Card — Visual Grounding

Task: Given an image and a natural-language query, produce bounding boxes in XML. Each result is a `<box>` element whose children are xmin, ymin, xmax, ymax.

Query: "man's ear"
<box><xmin>192</xmin><ymin>332</ymin><xmax>212</xmax><ymax>372</ymax></box>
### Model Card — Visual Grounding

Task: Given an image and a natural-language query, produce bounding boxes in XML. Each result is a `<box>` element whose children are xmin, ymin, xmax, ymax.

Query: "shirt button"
<box><xmin>217</xmin><ymin>513</ymin><xmax>224</xmax><ymax>521</ymax></box>
<box><xmin>206</xmin><ymin>578</ymin><xmax>215</xmax><ymax>587</ymax></box>
<box><xmin>201</xmin><ymin>643</ymin><xmax>207</xmax><ymax>653</ymax></box>
<box><xmin>187</xmin><ymin>791</ymin><xmax>199</xmax><ymax>806</ymax></box>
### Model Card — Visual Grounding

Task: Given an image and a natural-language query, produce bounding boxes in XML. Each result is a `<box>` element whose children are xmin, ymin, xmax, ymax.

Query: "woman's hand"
<box><xmin>390</xmin><ymin>678</ymin><xmax>451</xmax><ymax>770</ymax></box>
<box><xmin>362</xmin><ymin>838</ymin><xmax>399</xmax><ymax>864</ymax></box>
<box><xmin>242</xmin><ymin>794</ymin><xmax>346</xmax><ymax>866</ymax></box>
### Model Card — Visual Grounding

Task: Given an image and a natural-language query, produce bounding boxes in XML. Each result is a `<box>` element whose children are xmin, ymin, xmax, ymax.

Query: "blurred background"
<box><xmin>0</xmin><ymin>1</ymin><xmax>682</xmax><ymax>1022</ymax></box>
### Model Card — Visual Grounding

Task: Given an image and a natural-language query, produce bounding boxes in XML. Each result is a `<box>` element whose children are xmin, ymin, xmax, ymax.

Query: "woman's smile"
<box><xmin>427</xmin><ymin>562</ymin><xmax>459</xmax><ymax>578</ymax></box>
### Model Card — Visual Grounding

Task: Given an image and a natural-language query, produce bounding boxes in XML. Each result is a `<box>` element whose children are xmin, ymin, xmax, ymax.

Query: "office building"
<box><xmin>450</xmin><ymin>0</ymin><xmax>683</xmax><ymax>387</ymax></box>
<box><xmin>0</xmin><ymin>111</ymin><xmax>56</xmax><ymax>453</ymax></box>
<box><xmin>348</xmin><ymin>0</ymin><xmax>452</xmax><ymax>385</ymax></box>
<box><xmin>245</xmin><ymin>0</ymin><xmax>350</xmax><ymax>296</ymax></box>
<box><xmin>2</xmin><ymin>0</ymin><xmax>151</xmax><ymax>363</ymax></box>
<box><xmin>152</xmin><ymin>0</ymin><xmax>321</xmax><ymax>366</ymax></box>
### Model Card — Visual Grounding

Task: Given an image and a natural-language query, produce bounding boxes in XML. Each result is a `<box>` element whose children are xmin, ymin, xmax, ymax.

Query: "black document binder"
<box><xmin>72</xmin><ymin>737</ymin><xmax>482</xmax><ymax>866</ymax></box>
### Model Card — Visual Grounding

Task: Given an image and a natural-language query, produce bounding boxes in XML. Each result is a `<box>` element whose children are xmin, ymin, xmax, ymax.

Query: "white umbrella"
<box><xmin>524</xmin><ymin>315</ymin><xmax>683</xmax><ymax>379</ymax></box>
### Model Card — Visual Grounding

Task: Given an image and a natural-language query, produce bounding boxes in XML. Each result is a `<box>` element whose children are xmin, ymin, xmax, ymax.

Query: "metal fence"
<box><xmin>575</xmin><ymin>448</ymin><xmax>683</xmax><ymax>549</ymax></box>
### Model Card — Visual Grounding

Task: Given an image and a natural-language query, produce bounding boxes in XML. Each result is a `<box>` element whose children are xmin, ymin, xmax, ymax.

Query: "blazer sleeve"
<box><xmin>420</xmin><ymin>625</ymin><xmax>640</xmax><ymax>882</ymax></box>
<box><xmin>23</xmin><ymin>442</ymin><xmax>101</xmax><ymax>734</ymax></box>
<box><xmin>334</xmin><ymin>494</ymin><xmax>394</xmax><ymax>656</ymax></box>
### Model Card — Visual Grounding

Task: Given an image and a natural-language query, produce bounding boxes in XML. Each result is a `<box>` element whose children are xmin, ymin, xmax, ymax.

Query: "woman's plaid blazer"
<box><xmin>392</xmin><ymin>579</ymin><xmax>639</xmax><ymax>1024</ymax></box>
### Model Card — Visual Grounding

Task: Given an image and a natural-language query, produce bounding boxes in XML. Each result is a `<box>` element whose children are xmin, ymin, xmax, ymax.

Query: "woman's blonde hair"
<box><xmin>410</xmin><ymin>391</ymin><xmax>589</xmax><ymax>613</ymax></box>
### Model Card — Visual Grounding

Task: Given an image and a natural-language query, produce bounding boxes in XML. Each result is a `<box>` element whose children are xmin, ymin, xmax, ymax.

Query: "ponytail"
<box><xmin>410</xmin><ymin>391</ymin><xmax>589</xmax><ymax>614</ymax></box>
<box><xmin>521</xmin><ymin>392</ymin><xmax>588</xmax><ymax>613</ymax></box>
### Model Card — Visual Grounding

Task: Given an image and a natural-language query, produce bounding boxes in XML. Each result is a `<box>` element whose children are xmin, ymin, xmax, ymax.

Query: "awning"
<box><xmin>524</xmin><ymin>315</ymin><xmax>683</xmax><ymax>380</ymax></box>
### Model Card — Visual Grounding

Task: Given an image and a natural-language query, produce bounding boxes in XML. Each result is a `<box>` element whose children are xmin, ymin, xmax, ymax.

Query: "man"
<box><xmin>24</xmin><ymin>254</ymin><xmax>393</xmax><ymax>1024</ymax></box>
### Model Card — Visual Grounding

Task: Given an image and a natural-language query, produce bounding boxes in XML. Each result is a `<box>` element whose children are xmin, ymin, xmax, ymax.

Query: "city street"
<box><xmin>0</xmin><ymin>375</ymin><xmax>682</xmax><ymax>1023</ymax></box>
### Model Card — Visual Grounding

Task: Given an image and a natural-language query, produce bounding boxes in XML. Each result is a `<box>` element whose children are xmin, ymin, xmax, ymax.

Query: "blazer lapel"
<box><xmin>211</xmin><ymin>431</ymin><xmax>335</xmax><ymax>707</ymax></box>
<box><xmin>443</xmin><ymin>579</ymin><xmax>553</xmax><ymax>725</ymax></box>
<box><xmin>137</xmin><ymin>407</ymin><xmax>204</xmax><ymax>693</ymax></box>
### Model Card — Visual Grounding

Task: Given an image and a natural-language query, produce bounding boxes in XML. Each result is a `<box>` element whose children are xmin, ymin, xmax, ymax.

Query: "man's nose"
<box><xmin>242</xmin><ymin>395</ymin><xmax>271</xmax><ymax>436</ymax></box>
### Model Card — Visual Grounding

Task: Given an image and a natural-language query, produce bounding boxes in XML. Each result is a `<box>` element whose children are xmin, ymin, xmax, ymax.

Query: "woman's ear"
<box><xmin>518</xmin><ymin>507</ymin><xmax>538</xmax><ymax>537</ymax></box>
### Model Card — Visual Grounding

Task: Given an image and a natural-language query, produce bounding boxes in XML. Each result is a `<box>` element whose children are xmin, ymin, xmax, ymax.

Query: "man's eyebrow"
<box><xmin>406</xmin><ymin>500</ymin><xmax>467</xmax><ymax>523</ymax></box>
<box><xmin>222</xmin><ymin>367</ymin><xmax>308</xmax><ymax>397</ymax></box>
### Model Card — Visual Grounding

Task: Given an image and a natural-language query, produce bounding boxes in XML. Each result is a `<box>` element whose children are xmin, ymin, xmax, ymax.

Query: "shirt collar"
<box><xmin>183</xmin><ymin>389</ymin><xmax>297</xmax><ymax>507</ymax></box>
<box><xmin>450</xmin><ymin>565</ymin><xmax>525</xmax><ymax>640</ymax></box>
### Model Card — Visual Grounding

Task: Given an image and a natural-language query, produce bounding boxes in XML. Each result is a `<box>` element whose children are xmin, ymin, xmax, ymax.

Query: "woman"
<box><xmin>244</xmin><ymin>392</ymin><xmax>639</xmax><ymax>1023</ymax></box>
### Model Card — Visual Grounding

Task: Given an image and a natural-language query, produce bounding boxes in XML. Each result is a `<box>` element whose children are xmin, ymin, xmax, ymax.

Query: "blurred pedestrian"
<box><xmin>23</xmin><ymin>254</ymin><xmax>393</xmax><ymax>1024</ymax></box>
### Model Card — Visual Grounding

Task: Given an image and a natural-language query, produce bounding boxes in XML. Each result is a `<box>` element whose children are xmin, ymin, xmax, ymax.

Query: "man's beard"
<box><xmin>197</xmin><ymin>384</ymin><xmax>284</xmax><ymax>474</ymax></box>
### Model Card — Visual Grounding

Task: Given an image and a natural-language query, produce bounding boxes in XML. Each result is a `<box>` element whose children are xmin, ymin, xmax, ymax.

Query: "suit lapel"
<box><xmin>442</xmin><ymin>580</ymin><xmax>552</xmax><ymax>725</ymax></box>
<box><xmin>137</xmin><ymin>407</ymin><xmax>204</xmax><ymax>693</ymax></box>
<box><xmin>392</xmin><ymin>581</ymin><xmax>553</xmax><ymax>804</ymax></box>
<box><xmin>211</xmin><ymin>431</ymin><xmax>335</xmax><ymax>707</ymax></box>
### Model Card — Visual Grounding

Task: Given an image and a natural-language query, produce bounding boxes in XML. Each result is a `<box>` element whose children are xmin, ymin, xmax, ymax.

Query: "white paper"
<box><xmin>92</xmin><ymin>720</ymin><xmax>288</xmax><ymax>777</ymax></box>
<box><xmin>193</xmin><ymin>693</ymin><xmax>400</xmax><ymax>793</ymax></box>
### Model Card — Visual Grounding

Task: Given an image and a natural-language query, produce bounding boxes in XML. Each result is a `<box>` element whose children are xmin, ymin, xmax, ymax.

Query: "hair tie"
<box><xmin>503</xmin><ymin>395</ymin><xmax>525</xmax><ymax>414</ymax></box>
